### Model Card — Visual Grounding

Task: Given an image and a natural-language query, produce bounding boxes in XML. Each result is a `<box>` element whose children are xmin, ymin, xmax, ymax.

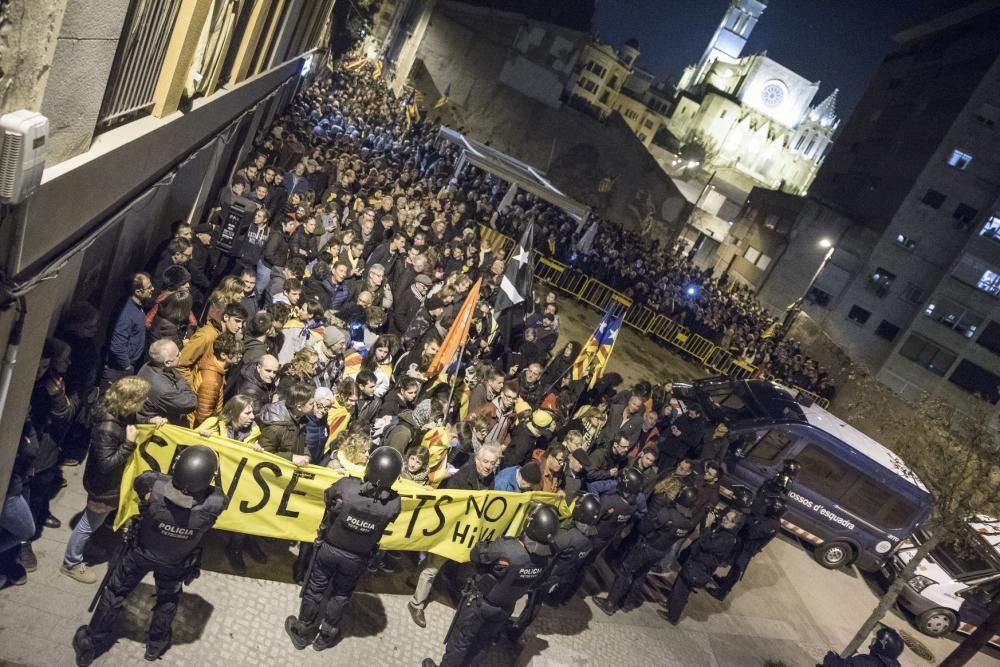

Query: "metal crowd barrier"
<box><xmin>474</xmin><ymin>225</ymin><xmax>831</xmax><ymax>409</ymax></box>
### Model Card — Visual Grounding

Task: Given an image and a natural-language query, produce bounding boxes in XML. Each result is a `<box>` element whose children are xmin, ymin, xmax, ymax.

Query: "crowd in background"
<box><xmin>0</xmin><ymin>49</ymin><xmax>832</xmax><ymax>592</ymax></box>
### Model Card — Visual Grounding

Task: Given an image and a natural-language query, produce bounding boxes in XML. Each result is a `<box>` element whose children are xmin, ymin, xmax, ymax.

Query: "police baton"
<box><xmin>88</xmin><ymin>517</ymin><xmax>137</xmax><ymax>613</ymax></box>
<box><xmin>443</xmin><ymin>578</ymin><xmax>477</xmax><ymax>645</ymax></box>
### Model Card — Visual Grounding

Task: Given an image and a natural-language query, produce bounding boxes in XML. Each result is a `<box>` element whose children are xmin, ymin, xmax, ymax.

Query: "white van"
<box><xmin>891</xmin><ymin>516</ymin><xmax>1000</xmax><ymax>646</ymax></box>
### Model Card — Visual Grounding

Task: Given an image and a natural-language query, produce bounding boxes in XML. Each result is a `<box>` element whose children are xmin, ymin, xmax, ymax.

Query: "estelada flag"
<box><xmin>426</xmin><ymin>278</ymin><xmax>482</xmax><ymax>378</ymax></box>
<box><xmin>571</xmin><ymin>307</ymin><xmax>624</xmax><ymax>388</ymax></box>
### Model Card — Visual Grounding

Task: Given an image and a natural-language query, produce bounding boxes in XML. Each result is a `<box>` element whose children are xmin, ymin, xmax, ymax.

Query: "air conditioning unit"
<box><xmin>0</xmin><ymin>110</ymin><xmax>48</xmax><ymax>204</ymax></box>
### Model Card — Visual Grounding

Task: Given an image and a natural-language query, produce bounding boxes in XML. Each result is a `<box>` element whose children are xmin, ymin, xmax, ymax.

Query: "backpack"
<box><xmin>371</xmin><ymin>410</ymin><xmax>423</xmax><ymax>454</ymax></box>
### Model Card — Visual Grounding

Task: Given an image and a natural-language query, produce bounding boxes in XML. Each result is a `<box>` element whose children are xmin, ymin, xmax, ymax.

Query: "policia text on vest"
<box><xmin>115</xmin><ymin>426</ymin><xmax>568</xmax><ymax>562</ymax></box>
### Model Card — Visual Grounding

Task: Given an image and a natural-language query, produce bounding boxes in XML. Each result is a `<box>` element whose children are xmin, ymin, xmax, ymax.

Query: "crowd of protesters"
<box><xmin>0</xmin><ymin>48</ymin><xmax>835</xmax><ymax>653</ymax></box>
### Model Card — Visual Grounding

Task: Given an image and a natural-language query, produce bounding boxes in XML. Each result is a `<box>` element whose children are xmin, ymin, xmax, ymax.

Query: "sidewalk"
<box><xmin>2</xmin><ymin>463</ymin><xmax>996</xmax><ymax>666</ymax></box>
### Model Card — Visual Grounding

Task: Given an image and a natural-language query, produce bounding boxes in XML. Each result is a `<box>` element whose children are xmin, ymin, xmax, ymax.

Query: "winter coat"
<box><xmin>196</xmin><ymin>416</ymin><xmax>260</xmax><ymax>445</ymax></box>
<box><xmin>391</xmin><ymin>286</ymin><xmax>423</xmax><ymax>336</ymax></box>
<box><xmin>107</xmin><ymin>299</ymin><xmax>146</xmax><ymax>372</ymax></box>
<box><xmin>137</xmin><ymin>363</ymin><xmax>197</xmax><ymax>425</ymax></box>
<box><xmin>176</xmin><ymin>321</ymin><xmax>221</xmax><ymax>384</ymax></box>
<box><xmin>83</xmin><ymin>407</ymin><xmax>136</xmax><ymax>499</ymax></box>
<box><xmin>234</xmin><ymin>363</ymin><xmax>275</xmax><ymax>412</ymax></box>
<box><xmin>304</xmin><ymin>412</ymin><xmax>329</xmax><ymax>462</ymax></box>
<box><xmin>257</xmin><ymin>401</ymin><xmax>307</xmax><ymax>460</ymax></box>
<box><xmin>190</xmin><ymin>353</ymin><xmax>228</xmax><ymax>425</ymax></box>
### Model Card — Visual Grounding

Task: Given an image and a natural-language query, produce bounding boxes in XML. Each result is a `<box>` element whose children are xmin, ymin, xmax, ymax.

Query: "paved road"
<box><xmin>2</xmin><ymin>461</ymin><xmax>997</xmax><ymax>667</ymax></box>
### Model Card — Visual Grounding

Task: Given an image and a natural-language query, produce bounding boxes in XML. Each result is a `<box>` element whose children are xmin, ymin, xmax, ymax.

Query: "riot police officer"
<box><xmin>285</xmin><ymin>446</ymin><xmax>403</xmax><ymax>651</ymax></box>
<box><xmin>820</xmin><ymin>627</ymin><xmax>904</xmax><ymax>666</ymax></box>
<box><xmin>72</xmin><ymin>445</ymin><xmax>225</xmax><ymax>665</ymax></box>
<box><xmin>555</xmin><ymin>468</ymin><xmax>643</xmax><ymax>604</ymax></box>
<box><xmin>595</xmin><ymin>485</ymin><xmax>699</xmax><ymax>615</ymax></box>
<box><xmin>711</xmin><ymin>495</ymin><xmax>785</xmax><ymax>601</ymax></box>
<box><xmin>752</xmin><ymin>459</ymin><xmax>799</xmax><ymax>512</ymax></box>
<box><xmin>659</xmin><ymin>507</ymin><xmax>740</xmax><ymax>625</ymax></box>
<box><xmin>422</xmin><ymin>504</ymin><xmax>560</xmax><ymax>667</ymax></box>
<box><xmin>508</xmin><ymin>493</ymin><xmax>602</xmax><ymax>639</ymax></box>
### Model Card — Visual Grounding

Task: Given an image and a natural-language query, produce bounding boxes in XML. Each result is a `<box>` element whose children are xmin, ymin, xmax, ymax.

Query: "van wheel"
<box><xmin>916</xmin><ymin>608</ymin><xmax>958</xmax><ymax>637</ymax></box>
<box><xmin>814</xmin><ymin>541</ymin><xmax>855</xmax><ymax>569</ymax></box>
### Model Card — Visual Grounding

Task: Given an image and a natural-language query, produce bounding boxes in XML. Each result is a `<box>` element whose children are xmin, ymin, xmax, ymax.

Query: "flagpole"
<box><xmin>444</xmin><ymin>337</ymin><xmax>469</xmax><ymax>424</ymax></box>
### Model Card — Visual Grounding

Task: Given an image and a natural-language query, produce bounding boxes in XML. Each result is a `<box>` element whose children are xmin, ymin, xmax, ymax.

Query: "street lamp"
<box><xmin>781</xmin><ymin>239</ymin><xmax>835</xmax><ymax>334</ymax></box>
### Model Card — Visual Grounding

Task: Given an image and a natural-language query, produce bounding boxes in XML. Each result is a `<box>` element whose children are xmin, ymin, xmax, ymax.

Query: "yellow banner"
<box><xmin>115</xmin><ymin>426</ymin><xmax>567</xmax><ymax>563</ymax></box>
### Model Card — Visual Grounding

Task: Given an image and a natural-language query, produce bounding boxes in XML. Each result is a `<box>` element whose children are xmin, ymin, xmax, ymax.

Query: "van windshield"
<box><xmin>694</xmin><ymin>381</ymin><xmax>758</xmax><ymax>422</ymax></box>
<box><xmin>928</xmin><ymin>525</ymin><xmax>1000</xmax><ymax>580</ymax></box>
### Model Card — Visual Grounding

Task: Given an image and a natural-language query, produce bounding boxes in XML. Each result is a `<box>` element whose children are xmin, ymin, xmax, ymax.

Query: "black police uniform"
<box><xmin>713</xmin><ymin>511</ymin><xmax>780</xmax><ymax>599</ymax></box>
<box><xmin>605</xmin><ymin>501</ymin><xmax>695</xmax><ymax>611</ymax></box>
<box><xmin>289</xmin><ymin>476</ymin><xmax>401</xmax><ymax>644</ymax></box>
<box><xmin>439</xmin><ymin>537</ymin><xmax>551</xmax><ymax>667</ymax></box>
<box><xmin>557</xmin><ymin>491</ymin><xmax>637</xmax><ymax>602</ymax></box>
<box><xmin>663</xmin><ymin>522</ymin><xmax>737</xmax><ymax>624</ymax></box>
<box><xmin>511</xmin><ymin>521</ymin><xmax>599</xmax><ymax>634</ymax></box>
<box><xmin>821</xmin><ymin>652</ymin><xmax>901</xmax><ymax>667</ymax></box>
<box><xmin>75</xmin><ymin>471</ymin><xmax>225</xmax><ymax>660</ymax></box>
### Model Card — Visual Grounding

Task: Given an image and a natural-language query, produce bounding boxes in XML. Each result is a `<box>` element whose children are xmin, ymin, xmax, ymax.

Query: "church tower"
<box><xmin>682</xmin><ymin>0</ymin><xmax>767</xmax><ymax>91</ymax></box>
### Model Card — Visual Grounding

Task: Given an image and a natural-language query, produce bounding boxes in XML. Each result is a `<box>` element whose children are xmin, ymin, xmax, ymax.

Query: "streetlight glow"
<box><xmin>818</xmin><ymin>238</ymin><xmax>833</xmax><ymax>249</ymax></box>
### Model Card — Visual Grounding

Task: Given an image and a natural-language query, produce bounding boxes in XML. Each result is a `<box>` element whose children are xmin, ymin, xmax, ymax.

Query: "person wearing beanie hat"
<box><xmin>161</xmin><ymin>265</ymin><xmax>191</xmax><ymax>292</ymax></box>
<box><xmin>315</xmin><ymin>325</ymin><xmax>348</xmax><ymax>388</ymax></box>
<box><xmin>493</xmin><ymin>460</ymin><xmax>542</xmax><ymax>493</ymax></box>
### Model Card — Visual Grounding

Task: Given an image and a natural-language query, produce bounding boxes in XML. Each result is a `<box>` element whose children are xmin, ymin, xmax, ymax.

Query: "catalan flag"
<box><xmin>434</xmin><ymin>83</ymin><xmax>451</xmax><ymax>109</ymax></box>
<box><xmin>345</xmin><ymin>56</ymin><xmax>366</xmax><ymax>71</ymax></box>
<box><xmin>570</xmin><ymin>308</ymin><xmax>624</xmax><ymax>388</ymax></box>
<box><xmin>373</xmin><ymin>59</ymin><xmax>383</xmax><ymax>79</ymax></box>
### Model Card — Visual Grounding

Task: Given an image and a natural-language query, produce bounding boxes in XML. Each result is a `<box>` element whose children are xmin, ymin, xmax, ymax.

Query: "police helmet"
<box><xmin>571</xmin><ymin>493</ymin><xmax>601</xmax><ymax>526</ymax></box>
<box><xmin>764</xmin><ymin>495</ymin><xmax>786</xmax><ymax>518</ymax></box>
<box><xmin>364</xmin><ymin>446</ymin><xmax>403</xmax><ymax>490</ymax></box>
<box><xmin>782</xmin><ymin>459</ymin><xmax>801</xmax><ymax>477</ymax></box>
<box><xmin>675</xmin><ymin>485</ymin><xmax>699</xmax><ymax>509</ymax></box>
<box><xmin>869</xmin><ymin>627</ymin><xmax>904</xmax><ymax>659</ymax></box>
<box><xmin>172</xmin><ymin>445</ymin><xmax>218</xmax><ymax>496</ymax></box>
<box><xmin>731</xmin><ymin>486</ymin><xmax>754</xmax><ymax>512</ymax></box>
<box><xmin>524</xmin><ymin>505</ymin><xmax>560</xmax><ymax>545</ymax></box>
<box><xmin>617</xmin><ymin>467</ymin><xmax>643</xmax><ymax>497</ymax></box>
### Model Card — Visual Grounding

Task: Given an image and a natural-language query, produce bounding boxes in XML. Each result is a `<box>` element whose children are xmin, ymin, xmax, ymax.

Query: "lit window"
<box><xmin>756</xmin><ymin>253</ymin><xmax>771</xmax><ymax>270</ymax></box>
<box><xmin>924</xmin><ymin>298</ymin><xmax>983</xmax><ymax>338</ymax></box>
<box><xmin>980</xmin><ymin>215</ymin><xmax>1000</xmax><ymax>242</ymax></box>
<box><xmin>948</xmin><ymin>149</ymin><xmax>973</xmax><ymax>170</ymax></box>
<box><xmin>978</xmin><ymin>270</ymin><xmax>1000</xmax><ymax>296</ymax></box>
<box><xmin>866</xmin><ymin>267</ymin><xmax>896</xmax><ymax>298</ymax></box>
<box><xmin>744</xmin><ymin>246</ymin><xmax>761</xmax><ymax>263</ymax></box>
<box><xmin>894</xmin><ymin>234</ymin><xmax>916</xmax><ymax>250</ymax></box>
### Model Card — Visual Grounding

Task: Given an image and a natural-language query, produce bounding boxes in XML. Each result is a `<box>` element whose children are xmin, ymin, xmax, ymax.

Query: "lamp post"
<box><xmin>781</xmin><ymin>239</ymin><xmax>834</xmax><ymax>335</ymax></box>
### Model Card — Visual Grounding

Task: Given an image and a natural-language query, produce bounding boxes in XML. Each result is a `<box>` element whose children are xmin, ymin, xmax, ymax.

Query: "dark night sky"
<box><xmin>593</xmin><ymin>0</ymin><xmax>963</xmax><ymax>123</ymax></box>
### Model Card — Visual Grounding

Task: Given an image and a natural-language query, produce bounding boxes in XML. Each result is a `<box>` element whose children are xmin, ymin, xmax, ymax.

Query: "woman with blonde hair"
<box><xmin>197</xmin><ymin>394</ymin><xmax>260</xmax><ymax>447</ymax></box>
<box><xmin>61</xmin><ymin>376</ymin><xmax>151</xmax><ymax>584</ymax></box>
<box><xmin>276</xmin><ymin>346</ymin><xmax>319</xmax><ymax>396</ymax></box>
<box><xmin>326</xmin><ymin>431</ymin><xmax>370</xmax><ymax>474</ymax></box>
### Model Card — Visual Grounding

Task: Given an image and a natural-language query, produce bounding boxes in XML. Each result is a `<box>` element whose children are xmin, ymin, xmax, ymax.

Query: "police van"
<box><xmin>672</xmin><ymin>378</ymin><xmax>934</xmax><ymax>572</ymax></box>
<box><xmin>891</xmin><ymin>517</ymin><xmax>1000</xmax><ymax>646</ymax></box>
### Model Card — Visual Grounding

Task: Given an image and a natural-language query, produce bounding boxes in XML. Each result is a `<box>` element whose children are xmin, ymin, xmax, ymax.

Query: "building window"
<box><xmin>898</xmin><ymin>281</ymin><xmax>924</xmax><ymax>305</ymax></box>
<box><xmin>806</xmin><ymin>286</ymin><xmax>832</xmax><ymax>307</ymax></box>
<box><xmin>608</xmin><ymin>75</ymin><xmax>618</xmax><ymax>89</ymax></box>
<box><xmin>948</xmin><ymin>360</ymin><xmax>1000</xmax><ymax>404</ymax></box>
<box><xmin>921</xmin><ymin>189</ymin><xmax>946</xmax><ymax>209</ymax></box>
<box><xmin>578</xmin><ymin>78</ymin><xmax>599</xmax><ymax>94</ymax></box>
<box><xmin>898</xmin><ymin>334</ymin><xmax>957</xmax><ymax>376</ymax></box>
<box><xmin>924</xmin><ymin>298</ymin><xmax>983</xmax><ymax>338</ymax></box>
<box><xmin>947</xmin><ymin>149</ymin><xmax>973</xmax><ymax>170</ymax></box>
<box><xmin>794</xmin><ymin>135</ymin><xmax>805</xmax><ymax>151</ymax></box>
<box><xmin>980</xmin><ymin>215</ymin><xmax>1000</xmax><ymax>242</ymax></box>
<box><xmin>953</xmin><ymin>203</ymin><xmax>978</xmax><ymax>226</ymax></box>
<box><xmin>847</xmin><ymin>305</ymin><xmax>871</xmax><ymax>325</ymax></box>
<box><xmin>599</xmin><ymin>91</ymin><xmax>610</xmax><ymax>104</ymax></box>
<box><xmin>744</xmin><ymin>246</ymin><xmax>761</xmax><ymax>263</ymax></box>
<box><xmin>976</xmin><ymin>320</ymin><xmax>1000</xmax><ymax>355</ymax></box>
<box><xmin>804</xmin><ymin>139</ymin><xmax>816</xmax><ymax>156</ymax></box>
<box><xmin>973</xmin><ymin>103</ymin><xmax>999</xmax><ymax>128</ymax></box>
<box><xmin>866</xmin><ymin>267</ymin><xmax>896</xmax><ymax>298</ymax></box>
<box><xmin>756</xmin><ymin>253</ymin><xmax>772</xmax><ymax>271</ymax></box>
<box><xmin>720</xmin><ymin>110</ymin><xmax>727</xmax><ymax>119</ymax></box>
<box><xmin>953</xmin><ymin>254</ymin><xmax>1000</xmax><ymax>296</ymax></box>
<box><xmin>643</xmin><ymin>118</ymin><xmax>654</xmax><ymax>129</ymax></box>
<box><xmin>585</xmin><ymin>61</ymin><xmax>607</xmax><ymax>78</ymax></box>
<box><xmin>894</xmin><ymin>234</ymin><xmax>917</xmax><ymax>250</ymax></box>
<box><xmin>637</xmin><ymin>132</ymin><xmax>647</xmax><ymax>142</ymax></box>
<box><xmin>874</xmin><ymin>320</ymin><xmax>900</xmax><ymax>341</ymax></box>
<box><xmin>763</xmin><ymin>213</ymin><xmax>779</xmax><ymax>230</ymax></box>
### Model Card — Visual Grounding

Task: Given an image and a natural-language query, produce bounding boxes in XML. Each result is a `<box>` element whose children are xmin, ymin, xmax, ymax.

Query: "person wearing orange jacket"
<box><xmin>190</xmin><ymin>333</ymin><xmax>244</xmax><ymax>425</ymax></box>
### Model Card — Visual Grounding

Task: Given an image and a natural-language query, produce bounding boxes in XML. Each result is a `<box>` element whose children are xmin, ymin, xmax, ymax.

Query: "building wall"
<box><xmin>0</xmin><ymin>0</ymin><xmax>325</xmax><ymax>500</ymax></box>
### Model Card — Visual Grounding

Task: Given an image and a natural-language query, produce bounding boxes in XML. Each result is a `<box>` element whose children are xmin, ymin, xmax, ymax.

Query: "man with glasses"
<box><xmin>407</xmin><ymin>444</ymin><xmax>503</xmax><ymax>629</ymax></box>
<box><xmin>137</xmin><ymin>339</ymin><xmax>196</xmax><ymax>426</ymax></box>
<box><xmin>471</xmin><ymin>381</ymin><xmax>519</xmax><ymax>445</ymax></box>
<box><xmin>534</xmin><ymin>444</ymin><xmax>567</xmax><ymax>494</ymax></box>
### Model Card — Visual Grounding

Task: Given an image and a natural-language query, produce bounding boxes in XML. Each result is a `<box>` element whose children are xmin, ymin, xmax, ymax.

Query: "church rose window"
<box><xmin>760</xmin><ymin>82</ymin><xmax>785</xmax><ymax>108</ymax></box>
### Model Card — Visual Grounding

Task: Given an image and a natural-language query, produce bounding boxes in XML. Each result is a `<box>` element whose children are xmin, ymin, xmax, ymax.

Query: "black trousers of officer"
<box><xmin>440</xmin><ymin>596</ymin><xmax>510</xmax><ymax>667</ymax></box>
<box><xmin>714</xmin><ymin>545</ymin><xmax>757</xmax><ymax>599</ymax></box>
<box><xmin>607</xmin><ymin>538</ymin><xmax>666</xmax><ymax>610</ymax></box>
<box><xmin>83</xmin><ymin>549</ymin><xmax>187</xmax><ymax>654</ymax></box>
<box><xmin>666</xmin><ymin>566</ymin><xmax>710</xmax><ymax>624</ymax></box>
<box><xmin>294</xmin><ymin>542</ymin><xmax>367</xmax><ymax>635</ymax></box>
